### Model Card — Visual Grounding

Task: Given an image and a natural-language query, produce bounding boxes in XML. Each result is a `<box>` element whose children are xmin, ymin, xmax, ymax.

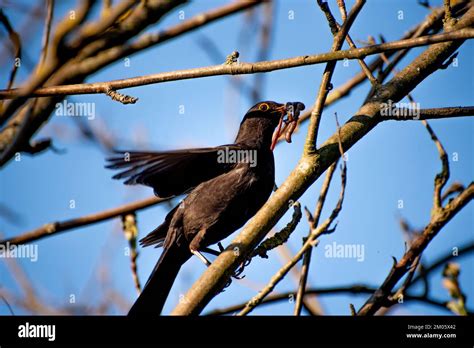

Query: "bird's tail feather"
<box><xmin>128</xmin><ymin>244</ymin><xmax>190</xmax><ymax>316</ymax></box>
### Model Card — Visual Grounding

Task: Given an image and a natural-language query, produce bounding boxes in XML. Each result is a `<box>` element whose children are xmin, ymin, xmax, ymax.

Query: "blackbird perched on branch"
<box><xmin>106</xmin><ymin>100</ymin><xmax>304</xmax><ymax>315</ymax></box>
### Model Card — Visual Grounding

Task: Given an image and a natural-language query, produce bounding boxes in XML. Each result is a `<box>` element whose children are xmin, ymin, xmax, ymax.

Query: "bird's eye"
<box><xmin>259</xmin><ymin>103</ymin><xmax>270</xmax><ymax>112</ymax></box>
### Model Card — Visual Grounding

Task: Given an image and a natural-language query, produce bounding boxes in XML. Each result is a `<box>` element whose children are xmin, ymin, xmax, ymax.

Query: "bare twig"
<box><xmin>317</xmin><ymin>0</ymin><xmax>339</xmax><ymax>35</ymax></box>
<box><xmin>294</xmin><ymin>161</ymin><xmax>338</xmax><ymax>315</ymax></box>
<box><xmin>337</xmin><ymin>0</ymin><xmax>348</xmax><ymax>22</ymax></box>
<box><xmin>121</xmin><ymin>213</ymin><xmax>141</xmax><ymax>295</ymax></box>
<box><xmin>37</xmin><ymin>0</ymin><xmax>54</xmax><ymax>71</ymax></box>
<box><xmin>319</xmin><ymin>0</ymin><xmax>377</xmax><ymax>86</ymax></box>
<box><xmin>0</xmin><ymin>289</ymin><xmax>15</xmax><ymax>315</ymax></box>
<box><xmin>380</xmin><ymin>106</ymin><xmax>474</xmax><ymax>121</ymax></box>
<box><xmin>0</xmin><ymin>196</ymin><xmax>168</xmax><ymax>246</ymax></box>
<box><xmin>1</xmin><ymin>29</ymin><xmax>473</xmax><ymax>100</ymax></box>
<box><xmin>422</xmin><ymin>120</ymin><xmax>450</xmax><ymax>212</ymax></box>
<box><xmin>412</xmin><ymin>241</ymin><xmax>474</xmax><ymax>287</ymax></box>
<box><xmin>306</xmin><ymin>0</ymin><xmax>366</xmax><ymax>153</ymax></box>
<box><xmin>0</xmin><ymin>9</ymin><xmax>21</xmax><ymax>92</ymax></box>
<box><xmin>442</xmin><ymin>262</ymin><xmax>467</xmax><ymax>315</ymax></box>
<box><xmin>441</xmin><ymin>182</ymin><xmax>465</xmax><ymax>203</ymax></box>
<box><xmin>444</xmin><ymin>0</ymin><xmax>454</xmax><ymax>27</ymax></box>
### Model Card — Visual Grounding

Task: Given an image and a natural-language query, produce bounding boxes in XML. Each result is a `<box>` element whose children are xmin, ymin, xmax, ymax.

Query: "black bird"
<box><xmin>106</xmin><ymin>101</ymin><xmax>304</xmax><ymax>315</ymax></box>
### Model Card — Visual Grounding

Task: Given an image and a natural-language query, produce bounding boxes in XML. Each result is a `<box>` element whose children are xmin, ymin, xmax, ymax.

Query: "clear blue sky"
<box><xmin>0</xmin><ymin>0</ymin><xmax>472</xmax><ymax>315</ymax></box>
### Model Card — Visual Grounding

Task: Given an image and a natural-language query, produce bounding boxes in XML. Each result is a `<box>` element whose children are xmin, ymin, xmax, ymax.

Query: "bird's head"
<box><xmin>236</xmin><ymin>101</ymin><xmax>305</xmax><ymax>150</ymax></box>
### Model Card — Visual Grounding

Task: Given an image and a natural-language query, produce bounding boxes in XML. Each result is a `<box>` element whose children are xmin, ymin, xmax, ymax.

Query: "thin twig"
<box><xmin>320</xmin><ymin>0</ymin><xmax>377</xmax><ymax>86</ymax></box>
<box><xmin>441</xmin><ymin>182</ymin><xmax>465</xmax><ymax>203</ymax></box>
<box><xmin>121</xmin><ymin>213</ymin><xmax>141</xmax><ymax>295</ymax></box>
<box><xmin>337</xmin><ymin>0</ymin><xmax>348</xmax><ymax>22</ymax></box>
<box><xmin>37</xmin><ymin>0</ymin><xmax>54</xmax><ymax>72</ymax></box>
<box><xmin>422</xmin><ymin>120</ymin><xmax>450</xmax><ymax>212</ymax></box>
<box><xmin>380</xmin><ymin>106</ymin><xmax>474</xmax><ymax>121</ymax></box>
<box><xmin>0</xmin><ymin>196</ymin><xmax>168</xmax><ymax>247</ymax></box>
<box><xmin>444</xmin><ymin>0</ymin><xmax>454</xmax><ymax>27</ymax></box>
<box><xmin>442</xmin><ymin>262</ymin><xmax>467</xmax><ymax>315</ymax></box>
<box><xmin>1</xmin><ymin>29</ymin><xmax>473</xmax><ymax>100</ymax></box>
<box><xmin>0</xmin><ymin>9</ymin><xmax>21</xmax><ymax>92</ymax></box>
<box><xmin>294</xmin><ymin>162</ymin><xmax>338</xmax><ymax>315</ymax></box>
<box><xmin>306</xmin><ymin>0</ymin><xmax>366</xmax><ymax>154</ymax></box>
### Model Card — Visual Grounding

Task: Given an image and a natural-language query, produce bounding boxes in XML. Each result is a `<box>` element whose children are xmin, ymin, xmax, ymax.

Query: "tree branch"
<box><xmin>1</xmin><ymin>29</ymin><xmax>473</xmax><ymax>100</ymax></box>
<box><xmin>0</xmin><ymin>196</ymin><xmax>168</xmax><ymax>246</ymax></box>
<box><xmin>294</xmin><ymin>161</ymin><xmax>338</xmax><ymax>315</ymax></box>
<box><xmin>37</xmin><ymin>0</ymin><xmax>54</xmax><ymax>72</ymax></box>
<box><xmin>380</xmin><ymin>106</ymin><xmax>474</xmax><ymax>121</ymax></box>
<box><xmin>0</xmin><ymin>9</ymin><xmax>22</xmax><ymax>92</ymax></box>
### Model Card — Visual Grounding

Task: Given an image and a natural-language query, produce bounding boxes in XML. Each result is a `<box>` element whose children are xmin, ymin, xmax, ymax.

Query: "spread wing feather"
<box><xmin>105</xmin><ymin>145</ymin><xmax>240</xmax><ymax>197</ymax></box>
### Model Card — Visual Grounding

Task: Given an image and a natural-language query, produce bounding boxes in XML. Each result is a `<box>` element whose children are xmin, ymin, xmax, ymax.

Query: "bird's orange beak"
<box><xmin>270</xmin><ymin>105</ymin><xmax>287</xmax><ymax>151</ymax></box>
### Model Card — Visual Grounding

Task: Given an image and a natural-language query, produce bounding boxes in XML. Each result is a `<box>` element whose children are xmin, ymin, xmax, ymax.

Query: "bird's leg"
<box><xmin>189</xmin><ymin>229</ymin><xmax>213</xmax><ymax>266</ymax></box>
<box><xmin>201</xmin><ymin>242</ymin><xmax>226</xmax><ymax>257</ymax></box>
<box><xmin>190</xmin><ymin>248</ymin><xmax>212</xmax><ymax>267</ymax></box>
<box><xmin>200</xmin><ymin>247</ymin><xmax>220</xmax><ymax>257</ymax></box>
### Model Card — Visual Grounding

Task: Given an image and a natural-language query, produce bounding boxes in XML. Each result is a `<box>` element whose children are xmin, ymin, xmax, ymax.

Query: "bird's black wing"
<box><xmin>105</xmin><ymin>145</ymin><xmax>241</xmax><ymax>197</ymax></box>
